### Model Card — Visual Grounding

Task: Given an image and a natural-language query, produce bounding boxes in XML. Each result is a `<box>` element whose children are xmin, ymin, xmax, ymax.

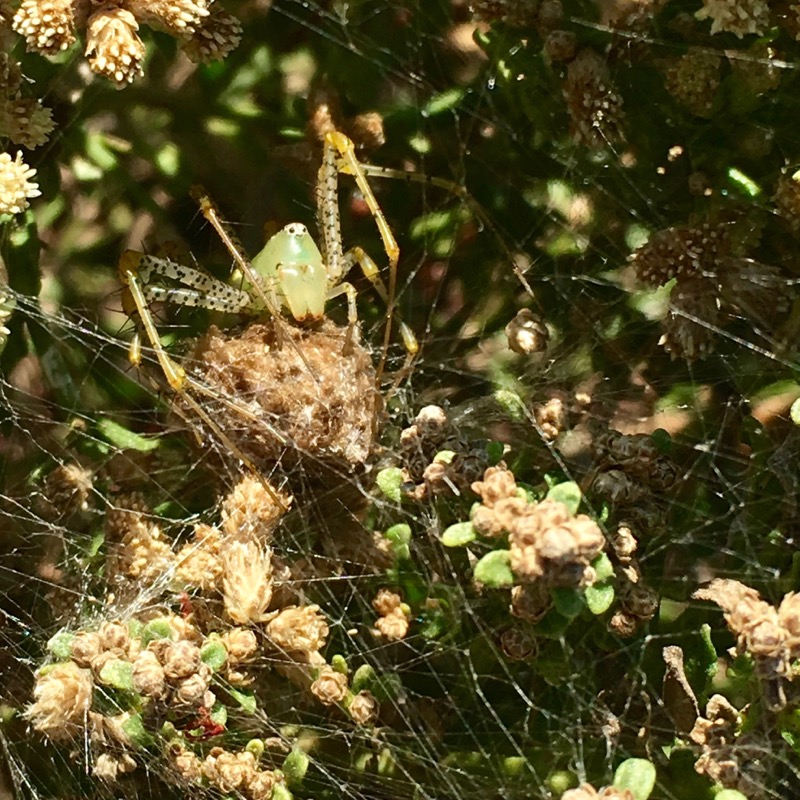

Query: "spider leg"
<box><xmin>192</xmin><ymin>187</ymin><xmax>288</xmax><ymax>334</ymax></box>
<box><xmin>340</xmin><ymin>246</ymin><xmax>419</xmax><ymax>358</ymax></box>
<box><xmin>126</xmin><ymin>251</ymin><xmax>254</xmax><ymax>313</ymax></box>
<box><xmin>320</xmin><ymin>131</ymin><xmax>400</xmax><ymax>376</ymax></box>
<box><xmin>118</xmin><ymin>256</ymin><xmax>290</xmax><ymax>512</ymax></box>
<box><xmin>338</xmin><ymin>162</ymin><xmax>535</xmax><ymax>299</ymax></box>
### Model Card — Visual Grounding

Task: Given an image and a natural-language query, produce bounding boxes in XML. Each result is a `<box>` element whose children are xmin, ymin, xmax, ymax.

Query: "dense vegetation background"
<box><xmin>1</xmin><ymin>1</ymin><xmax>800</xmax><ymax>799</ymax></box>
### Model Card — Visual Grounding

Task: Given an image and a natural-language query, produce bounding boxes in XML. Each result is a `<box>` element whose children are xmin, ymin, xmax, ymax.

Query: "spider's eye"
<box><xmin>285</xmin><ymin>223</ymin><xmax>308</xmax><ymax>238</ymax></box>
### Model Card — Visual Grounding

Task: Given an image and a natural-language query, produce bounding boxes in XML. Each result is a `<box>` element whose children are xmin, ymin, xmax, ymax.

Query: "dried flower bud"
<box><xmin>93</xmin><ymin>752</ymin><xmax>136</xmax><ymax>782</ymax></box>
<box><xmin>171</xmin><ymin>746</ymin><xmax>203</xmax><ymax>783</ymax></box>
<box><xmin>174</xmin><ymin>667</ymin><xmax>212</xmax><ymax>706</ymax></box>
<box><xmin>0</xmin><ymin>97</ymin><xmax>55</xmax><ymax>149</ymax></box>
<box><xmin>348</xmin><ymin>690</ymin><xmax>378</xmax><ymax>725</ymax></box>
<box><xmin>247</xmin><ymin>769</ymin><xmax>278</xmax><ymax>800</ymax></box>
<box><xmin>13</xmin><ymin>0</ymin><xmax>75</xmax><ymax>55</ymax></box>
<box><xmin>779</xmin><ymin>592</ymin><xmax>800</xmax><ymax>655</ymax></box>
<box><xmin>0</xmin><ymin>151</ymin><xmax>40</xmax><ymax>215</ymax></box>
<box><xmin>348</xmin><ymin>111</ymin><xmax>385</xmax><ymax>151</ymax></box>
<box><xmin>506</xmin><ymin>309</ymin><xmax>549</xmax><ymax>354</ymax></box>
<box><xmin>664</xmin><ymin>50</ymin><xmax>721</xmax><ymax>117</ymax></box>
<box><xmin>221</xmin><ymin>628</ymin><xmax>258</xmax><ymax>663</ymax></box>
<box><xmin>203</xmin><ymin>747</ymin><xmax>255</xmax><ymax>792</ymax></box>
<box><xmin>310</xmin><ymin>666</ymin><xmax>348</xmax><ymax>705</ymax></box>
<box><xmin>562</xmin><ymin>785</ymin><xmax>600</xmax><ymax>800</ymax></box>
<box><xmin>534</xmin><ymin>396</ymin><xmax>567</xmax><ymax>440</ymax></box>
<box><xmin>564</xmin><ymin>48</ymin><xmax>625</xmax><ymax>148</ymax></box>
<box><xmin>500</xmin><ymin>626</ymin><xmax>537</xmax><ymax>660</ymax></box>
<box><xmin>267</xmin><ymin>605</ymin><xmax>329</xmax><ymax>655</ymax></box>
<box><xmin>71</xmin><ymin>631</ymin><xmax>102</xmax><ymax>668</ymax></box>
<box><xmin>471</xmin><ymin>465</ymin><xmax>517</xmax><ymax>506</ymax></box>
<box><xmin>222</xmin><ymin>475</ymin><xmax>289</xmax><ymax>542</ymax></box>
<box><xmin>131</xmin><ymin>0</ymin><xmax>210</xmax><ymax>36</ymax></box>
<box><xmin>85</xmin><ymin>6</ymin><xmax>145</xmax><ymax>86</ymax></box>
<box><xmin>695</xmin><ymin>0</ymin><xmax>769</xmax><ymax>38</ymax></box>
<box><xmin>375</xmin><ymin>608</ymin><xmax>409</xmax><ymax>642</ymax></box>
<box><xmin>162</xmin><ymin>640</ymin><xmax>202</xmax><ymax>680</ymax></box>
<box><xmin>29</xmin><ymin>662</ymin><xmax>93</xmax><ymax>738</ymax></box>
<box><xmin>176</xmin><ymin>523</ymin><xmax>223</xmax><ymax>591</ymax></box>
<box><xmin>98</xmin><ymin>621</ymin><xmax>129</xmax><ymax>652</ymax></box>
<box><xmin>510</xmin><ymin>583</ymin><xmax>551</xmax><ymax>623</ymax></box>
<box><xmin>132</xmin><ymin>650</ymin><xmax>167</xmax><ymax>698</ymax></box>
<box><xmin>181</xmin><ymin>4</ymin><xmax>242</xmax><ymax>63</ymax></box>
<box><xmin>373</xmin><ymin>589</ymin><xmax>402</xmax><ymax>617</ymax></box>
<box><xmin>222</xmin><ymin>538</ymin><xmax>273</xmax><ymax>624</ymax></box>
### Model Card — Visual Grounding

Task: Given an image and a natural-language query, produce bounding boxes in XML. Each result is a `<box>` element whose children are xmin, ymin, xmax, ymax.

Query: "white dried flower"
<box><xmin>222</xmin><ymin>538</ymin><xmax>274</xmax><ymax>624</ymax></box>
<box><xmin>266</xmin><ymin>605</ymin><xmax>329</xmax><ymax>655</ymax></box>
<box><xmin>85</xmin><ymin>6</ymin><xmax>145</xmax><ymax>85</ymax></box>
<box><xmin>0</xmin><ymin>151</ymin><xmax>40</xmax><ymax>215</ymax></box>
<box><xmin>129</xmin><ymin>0</ymin><xmax>210</xmax><ymax>36</ymax></box>
<box><xmin>695</xmin><ymin>0</ymin><xmax>769</xmax><ymax>38</ymax></box>
<box><xmin>348</xmin><ymin>690</ymin><xmax>378</xmax><ymax>725</ymax></box>
<box><xmin>310</xmin><ymin>666</ymin><xmax>348</xmax><ymax>705</ymax></box>
<box><xmin>12</xmin><ymin>0</ymin><xmax>76</xmax><ymax>55</ymax></box>
<box><xmin>28</xmin><ymin>662</ymin><xmax>93</xmax><ymax>738</ymax></box>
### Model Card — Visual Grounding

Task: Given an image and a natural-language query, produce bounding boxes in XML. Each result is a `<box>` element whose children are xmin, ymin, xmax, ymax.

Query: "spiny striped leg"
<box><xmin>118</xmin><ymin>252</ymin><xmax>289</xmax><ymax>512</ymax></box>
<box><xmin>318</xmin><ymin>131</ymin><xmax>402</xmax><ymax>371</ymax></box>
<box><xmin>192</xmin><ymin>186</ymin><xmax>284</xmax><ymax>323</ymax></box>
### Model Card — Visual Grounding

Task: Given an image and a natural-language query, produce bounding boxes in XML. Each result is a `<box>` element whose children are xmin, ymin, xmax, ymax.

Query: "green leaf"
<box><xmin>585</xmin><ymin>554</ymin><xmax>616</xmax><ymax>615</ymax></box>
<box><xmin>552</xmin><ymin>588</ymin><xmax>584</xmax><ymax>619</ymax></box>
<box><xmin>121</xmin><ymin>713</ymin><xmax>154</xmax><ymax>748</ymax></box>
<box><xmin>545</xmin><ymin>481</ymin><xmax>581</xmax><ymax>515</ymax></box>
<box><xmin>352</xmin><ymin>664</ymin><xmax>377</xmax><ymax>694</ymax></box>
<box><xmin>441</xmin><ymin>521</ymin><xmax>477</xmax><ymax>547</ymax></box>
<box><xmin>283</xmin><ymin>748</ymin><xmax>310</xmax><ymax>786</ymax></box>
<box><xmin>592</xmin><ymin>552</ymin><xmax>614</xmax><ymax>582</ymax></box>
<box><xmin>140</xmin><ymin>618</ymin><xmax>174</xmax><ymax>646</ymax></box>
<box><xmin>584</xmin><ymin>581</ymin><xmax>615</xmax><ymax>616</ymax></box>
<box><xmin>228</xmin><ymin>686</ymin><xmax>257</xmax><ymax>714</ymax></box>
<box><xmin>46</xmin><ymin>630</ymin><xmax>75</xmax><ymax>661</ymax></box>
<box><xmin>486</xmin><ymin>441</ymin><xmax>505</xmax><ymax>465</ymax></box>
<box><xmin>97</xmin><ymin>417</ymin><xmax>160</xmax><ymax>452</ymax></box>
<box><xmin>494</xmin><ymin>389</ymin><xmax>526</xmax><ymax>421</ymax></box>
<box><xmin>715</xmin><ymin>792</ymin><xmax>749</xmax><ymax>800</ymax></box>
<box><xmin>376</xmin><ymin>467</ymin><xmax>404</xmax><ymax>503</ymax></box>
<box><xmin>385</xmin><ymin>523</ymin><xmax>412</xmax><ymax>560</ymax></box>
<box><xmin>613</xmin><ymin>758</ymin><xmax>656</xmax><ymax>800</ymax></box>
<box><xmin>423</xmin><ymin>87</ymin><xmax>465</xmax><ymax>116</ymax></box>
<box><xmin>791</xmin><ymin>396</ymin><xmax>800</xmax><ymax>427</ymax></box>
<box><xmin>200</xmin><ymin>639</ymin><xmax>228</xmax><ymax>672</ymax></box>
<box><xmin>271</xmin><ymin>782</ymin><xmax>293</xmax><ymax>800</ymax></box>
<box><xmin>331</xmin><ymin>654</ymin><xmax>348</xmax><ymax>675</ymax></box>
<box><xmin>99</xmin><ymin>659</ymin><xmax>134</xmax><ymax>691</ymax></box>
<box><xmin>209</xmin><ymin>702</ymin><xmax>228</xmax><ymax>727</ymax></box>
<box><xmin>473</xmin><ymin>550</ymin><xmax>514</xmax><ymax>588</ymax></box>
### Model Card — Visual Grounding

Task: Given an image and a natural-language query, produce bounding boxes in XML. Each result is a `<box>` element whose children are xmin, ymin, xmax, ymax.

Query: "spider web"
<box><xmin>2</xmin><ymin>1</ymin><xmax>800</xmax><ymax>799</ymax></box>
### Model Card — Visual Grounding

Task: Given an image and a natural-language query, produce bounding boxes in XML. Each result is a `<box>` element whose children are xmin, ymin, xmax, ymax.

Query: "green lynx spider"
<box><xmin>119</xmin><ymin>130</ymin><xmax>418</xmax><ymax>398</ymax></box>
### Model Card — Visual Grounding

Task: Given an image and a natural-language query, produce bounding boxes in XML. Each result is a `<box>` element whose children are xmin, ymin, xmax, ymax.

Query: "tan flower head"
<box><xmin>129</xmin><ymin>0</ymin><xmax>210</xmax><ymax>36</ymax></box>
<box><xmin>13</xmin><ymin>0</ymin><xmax>76</xmax><ymax>55</ymax></box>
<box><xmin>0</xmin><ymin>97</ymin><xmax>55</xmax><ymax>149</ymax></box>
<box><xmin>222</xmin><ymin>538</ymin><xmax>274</xmax><ymax>624</ymax></box>
<box><xmin>266</xmin><ymin>604</ymin><xmax>329</xmax><ymax>655</ymax></box>
<box><xmin>28</xmin><ymin>662</ymin><xmax>93</xmax><ymax>738</ymax></box>
<box><xmin>310</xmin><ymin>666</ymin><xmax>348</xmax><ymax>705</ymax></box>
<box><xmin>181</xmin><ymin>4</ymin><xmax>242</xmax><ymax>63</ymax></box>
<box><xmin>0</xmin><ymin>151</ymin><xmax>41</xmax><ymax>215</ymax></box>
<box><xmin>85</xmin><ymin>6</ymin><xmax>145</xmax><ymax>86</ymax></box>
<box><xmin>348</xmin><ymin>690</ymin><xmax>378</xmax><ymax>724</ymax></box>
